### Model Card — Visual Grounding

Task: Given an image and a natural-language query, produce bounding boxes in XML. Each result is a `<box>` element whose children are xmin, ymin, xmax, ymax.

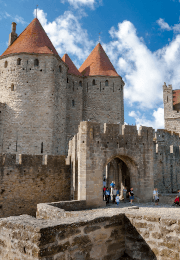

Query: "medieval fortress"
<box><xmin>0</xmin><ymin>18</ymin><xmax>180</xmax><ymax>260</ymax></box>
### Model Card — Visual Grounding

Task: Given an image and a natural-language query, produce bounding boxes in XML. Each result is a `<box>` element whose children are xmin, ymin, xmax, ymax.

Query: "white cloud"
<box><xmin>14</xmin><ymin>15</ymin><xmax>26</xmax><ymax>25</ymax></box>
<box><xmin>157</xmin><ymin>18</ymin><xmax>180</xmax><ymax>33</ymax></box>
<box><xmin>157</xmin><ymin>18</ymin><xmax>171</xmax><ymax>31</ymax></box>
<box><xmin>34</xmin><ymin>9</ymin><xmax>93</xmax><ymax>63</ymax></box>
<box><xmin>129</xmin><ymin>108</ymin><xmax>164</xmax><ymax>130</ymax></box>
<box><xmin>104</xmin><ymin>21</ymin><xmax>164</xmax><ymax>109</ymax></box>
<box><xmin>61</xmin><ymin>0</ymin><xmax>101</xmax><ymax>9</ymax></box>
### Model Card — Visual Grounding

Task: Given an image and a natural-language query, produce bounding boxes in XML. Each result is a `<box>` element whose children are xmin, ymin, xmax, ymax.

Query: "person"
<box><xmin>178</xmin><ymin>189</ymin><xmax>180</xmax><ymax>201</ymax></box>
<box><xmin>153</xmin><ymin>188</ymin><xmax>156</xmax><ymax>203</ymax></box>
<box><xmin>155</xmin><ymin>188</ymin><xmax>159</xmax><ymax>205</ymax></box>
<box><xmin>172</xmin><ymin>196</ymin><xmax>179</xmax><ymax>206</ymax></box>
<box><xmin>115</xmin><ymin>194</ymin><xmax>120</xmax><ymax>206</ymax></box>
<box><xmin>129</xmin><ymin>188</ymin><xmax>134</xmax><ymax>205</ymax></box>
<box><xmin>105</xmin><ymin>187</ymin><xmax>110</xmax><ymax>204</ymax></box>
<box><xmin>103</xmin><ymin>186</ymin><xmax>106</xmax><ymax>200</ymax></box>
<box><xmin>123</xmin><ymin>187</ymin><xmax>127</xmax><ymax>203</ymax></box>
<box><xmin>110</xmin><ymin>181</ymin><xmax>115</xmax><ymax>188</ymax></box>
<box><xmin>112</xmin><ymin>187</ymin><xmax>117</xmax><ymax>204</ymax></box>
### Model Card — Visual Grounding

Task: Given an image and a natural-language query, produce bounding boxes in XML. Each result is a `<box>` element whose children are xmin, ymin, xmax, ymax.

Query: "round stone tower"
<box><xmin>0</xmin><ymin>18</ymin><xmax>68</xmax><ymax>155</ymax></box>
<box><xmin>79</xmin><ymin>43</ymin><xmax>124</xmax><ymax>126</ymax></box>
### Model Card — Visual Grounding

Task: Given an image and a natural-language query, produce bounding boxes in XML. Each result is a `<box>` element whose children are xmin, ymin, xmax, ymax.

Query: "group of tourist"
<box><xmin>103</xmin><ymin>182</ymin><xmax>135</xmax><ymax>206</ymax></box>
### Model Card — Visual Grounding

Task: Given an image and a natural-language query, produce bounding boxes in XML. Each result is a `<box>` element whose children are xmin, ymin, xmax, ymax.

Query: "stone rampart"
<box><xmin>0</xmin><ymin>214</ymin><xmax>125</xmax><ymax>260</ymax></box>
<box><xmin>0</xmin><ymin>154</ymin><xmax>71</xmax><ymax>218</ymax></box>
<box><xmin>0</xmin><ymin>208</ymin><xmax>180</xmax><ymax>259</ymax></box>
<box><xmin>153</xmin><ymin>129</ymin><xmax>180</xmax><ymax>193</ymax></box>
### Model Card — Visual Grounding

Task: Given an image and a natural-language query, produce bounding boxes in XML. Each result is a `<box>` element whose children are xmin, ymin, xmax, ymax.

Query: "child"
<box><xmin>115</xmin><ymin>194</ymin><xmax>120</xmax><ymax>206</ymax></box>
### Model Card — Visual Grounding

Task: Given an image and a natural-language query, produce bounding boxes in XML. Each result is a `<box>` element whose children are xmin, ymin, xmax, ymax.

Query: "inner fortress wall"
<box><xmin>153</xmin><ymin>129</ymin><xmax>180</xmax><ymax>193</ymax></box>
<box><xmin>0</xmin><ymin>153</ymin><xmax>71</xmax><ymax>218</ymax></box>
<box><xmin>82</xmin><ymin>76</ymin><xmax>124</xmax><ymax>126</ymax></box>
<box><xmin>66</xmin><ymin>74</ymin><xmax>83</xmax><ymax>151</ymax></box>
<box><xmin>0</xmin><ymin>54</ymin><xmax>68</xmax><ymax>155</ymax></box>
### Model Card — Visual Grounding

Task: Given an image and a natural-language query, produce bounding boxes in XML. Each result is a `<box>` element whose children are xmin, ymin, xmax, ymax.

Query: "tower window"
<box><xmin>92</xmin><ymin>79</ymin><xmax>95</xmax><ymax>85</ymax></box>
<box><xmin>67</xmin><ymin>78</ymin><xmax>69</xmax><ymax>83</ymax></box>
<box><xmin>4</xmin><ymin>61</ymin><xmax>8</xmax><ymax>68</ymax></box>
<box><xmin>79</xmin><ymin>81</ymin><xmax>82</xmax><ymax>87</ymax></box>
<box><xmin>41</xmin><ymin>142</ymin><xmax>43</xmax><ymax>154</ymax></box>
<box><xmin>105</xmin><ymin>80</ymin><xmax>108</xmax><ymax>86</ymax></box>
<box><xmin>167</xmin><ymin>96</ymin><xmax>168</xmax><ymax>102</ymax></box>
<box><xmin>87</xmin><ymin>82</ymin><xmax>88</xmax><ymax>92</ymax></box>
<box><xmin>17</xmin><ymin>58</ymin><xmax>21</xmax><ymax>65</ymax></box>
<box><xmin>113</xmin><ymin>83</ymin><xmax>114</xmax><ymax>92</ymax></box>
<box><xmin>72</xmin><ymin>100</ymin><xmax>75</xmax><ymax>107</ymax></box>
<box><xmin>100</xmin><ymin>82</ymin><xmax>101</xmax><ymax>92</ymax></box>
<box><xmin>11</xmin><ymin>84</ymin><xmax>14</xmax><ymax>91</ymax></box>
<box><xmin>59</xmin><ymin>65</ymin><xmax>62</xmax><ymax>72</ymax></box>
<box><xmin>34</xmin><ymin>59</ymin><xmax>39</xmax><ymax>66</ymax></box>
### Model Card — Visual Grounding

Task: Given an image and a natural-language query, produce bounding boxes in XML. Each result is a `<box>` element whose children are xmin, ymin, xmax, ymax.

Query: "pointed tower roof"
<box><xmin>79</xmin><ymin>43</ymin><xmax>119</xmax><ymax>77</ymax></box>
<box><xmin>1</xmin><ymin>18</ymin><xmax>58</xmax><ymax>57</ymax></box>
<box><xmin>62</xmin><ymin>54</ymin><xmax>82</xmax><ymax>76</ymax></box>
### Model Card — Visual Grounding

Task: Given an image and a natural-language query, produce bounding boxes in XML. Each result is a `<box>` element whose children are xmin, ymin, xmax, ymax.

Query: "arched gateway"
<box><xmin>67</xmin><ymin>121</ymin><xmax>154</xmax><ymax>208</ymax></box>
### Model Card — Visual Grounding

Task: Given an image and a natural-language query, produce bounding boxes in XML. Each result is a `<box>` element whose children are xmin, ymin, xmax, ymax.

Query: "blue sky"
<box><xmin>1</xmin><ymin>0</ymin><xmax>180</xmax><ymax>129</ymax></box>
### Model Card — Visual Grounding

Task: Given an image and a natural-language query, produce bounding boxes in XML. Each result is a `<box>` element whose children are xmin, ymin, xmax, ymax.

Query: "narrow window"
<box><xmin>79</xmin><ymin>81</ymin><xmax>82</xmax><ymax>87</ymax></box>
<box><xmin>73</xmin><ymin>81</ymin><xmax>74</xmax><ymax>91</ymax></box>
<box><xmin>17</xmin><ymin>58</ymin><xmax>21</xmax><ymax>65</ymax></box>
<box><xmin>113</xmin><ymin>83</ymin><xmax>114</xmax><ymax>92</ymax></box>
<box><xmin>72</xmin><ymin>100</ymin><xmax>75</xmax><ymax>107</ymax></box>
<box><xmin>4</xmin><ymin>61</ymin><xmax>8</xmax><ymax>68</ymax></box>
<box><xmin>167</xmin><ymin>96</ymin><xmax>168</xmax><ymax>102</ymax></box>
<box><xmin>34</xmin><ymin>59</ymin><xmax>39</xmax><ymax>66</ymax></box>
<box><xmin>16</xmin><ymin>141</ymin><xmax>17</xmax><ymax>152</ymax></box>
<box><xmin>100</xmin><ymin>82</ymin><xmax>101</xmax><ymax>92</ymax></box>
<box><xmin>87</xmin><ymin>82</ymin><xmax>88</xmax><ymax>92</ymax></box>
<box><xmin>67</xmin><ymin>78</ymin><xmax>69</xmax><ymax>83</ymax></box>
<box><xmin>11</xmin><ymin>84</ymin><xmax>14</xmax><ymax>91</ymax></box>
<box><xmin>41</xmin><ymin>142</ymin><xmax>43</xmax><ymax>154</ymax></box>
<box><xmin>92</xmin><ymin>79</ymin><xmax>95</xmax><ymax>85</ymax></box>
<box><xmin>59</xmin><ymin>65</ymin><xmax>62</xmax><ymax>72</ymax></box>
<box><xmin>105</xmin><ymin>80</ymin><xmax>108</xmax><ymax>86</ymax></box>
<box><xmin>27</xmin><ymin>60</ymin><xmax>28</xmax><ymax>64</ymax></box>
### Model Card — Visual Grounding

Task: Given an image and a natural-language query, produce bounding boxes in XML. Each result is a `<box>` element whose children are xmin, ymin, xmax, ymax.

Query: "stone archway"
<box><xmin>67</xmin><ymin>121</ymin><xmax>154</xmax><ymax>208</ymax></box>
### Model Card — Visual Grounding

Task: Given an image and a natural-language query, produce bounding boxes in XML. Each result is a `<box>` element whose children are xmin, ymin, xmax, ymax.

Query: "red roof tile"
<box><xmin>79</xmin><ymin>43</ymin><xmax>119</xmax><ymax>77</ymax></box>
<box><xmin>62</xmin><ymin>54</ymin><xmax>82</xmax><ymax>76</ymax></box>
<box><xmin>173</xmin><ymin>90</ymin><xmax>180</xmax><ymax>105</ymax></box>
<box><xmin>1</xmin><ymin>18</ymin><xmax>58</xmax><ymax>57</ymax></box>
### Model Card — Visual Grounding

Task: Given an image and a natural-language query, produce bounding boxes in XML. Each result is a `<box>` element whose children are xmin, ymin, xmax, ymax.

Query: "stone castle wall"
<box><xmin>66</xmin><ymin>74</ymin><xmax>83</xmax><ymax>150</ymax></box>
<box><xmin>83</xmin><ymin>76</ymin><xmax>124</xmax><ymax>125</ymax></box>
<box><xmin>0</xmin><ymin>153</ymin><xmax>71</xmax><ymax>218</ymax></box>
<box><xmin>153</xmin><ymin>129</ymin><xmax>180</xmax><ymax>193</ymax></box>
<box><xmin>0</xmin><ymin>209</ymin><xmax>179</xmax><ymax>260</ymax></box>
<box><xmin>0</xmin><ymin>54</ymin><xmax>68</xmax><ymax>155</ymax></box>
<box><xmin>67</xmin><ymin>122</ymin><xmax>155</xmax><ymax>206</ymax></box>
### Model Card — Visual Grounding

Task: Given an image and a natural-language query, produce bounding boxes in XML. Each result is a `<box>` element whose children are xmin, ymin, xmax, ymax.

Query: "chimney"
<box><xmin>8</xmin><ymin>22</ymin><xmax>18</xmax><ymax>47</ymax></box>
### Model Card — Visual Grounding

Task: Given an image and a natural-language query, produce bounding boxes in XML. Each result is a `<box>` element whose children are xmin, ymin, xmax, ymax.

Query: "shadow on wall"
<box><xmin>124</xmin><ymin>216</ymin><xmax>157</xmax><ymax>260</ymax></box>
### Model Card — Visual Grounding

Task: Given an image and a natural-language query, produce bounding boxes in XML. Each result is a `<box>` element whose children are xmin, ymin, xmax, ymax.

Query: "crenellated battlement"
<box><xmin>0</xmin><ymin>153</ymin><xmax>67</xmax><ymax>167</ymax></box>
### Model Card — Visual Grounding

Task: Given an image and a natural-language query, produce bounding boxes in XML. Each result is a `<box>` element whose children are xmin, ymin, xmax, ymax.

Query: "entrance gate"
<box><xmin>67</xmin><ymin>121</ymin><xmax>154</xmax><ymax>208</ymax></box>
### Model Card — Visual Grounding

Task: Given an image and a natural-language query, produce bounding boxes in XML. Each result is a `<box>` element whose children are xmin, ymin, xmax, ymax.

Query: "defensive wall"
<box><xmin>1</xmin><ymin>204</ymin><xmax>180</xmax><ymax>260</ymax></box>
<box><xmin>0</xmin><ymin>153</ymin><xmax>71</xmax><ymax>218</ymax></box>
<box><xmin>67</xmin><ymin>121</ymin><xmax>180</xmax><ymax>207</ymax></box>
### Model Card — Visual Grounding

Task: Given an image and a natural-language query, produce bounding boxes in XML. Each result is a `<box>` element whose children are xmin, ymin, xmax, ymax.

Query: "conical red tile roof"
<box><xmin>79</xmin><ymin>43</ymin><xmax>119</xmax><ymax>77</ymax></box>
<box><xmin>1</xmin><ymin>18</ymin><xmax>58</xmax><ymax>57</ymax></box>
<box><xmin>62</xmin><ymin>54</ymin><xmax>82</xmax><ymax>76</ymax></box>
